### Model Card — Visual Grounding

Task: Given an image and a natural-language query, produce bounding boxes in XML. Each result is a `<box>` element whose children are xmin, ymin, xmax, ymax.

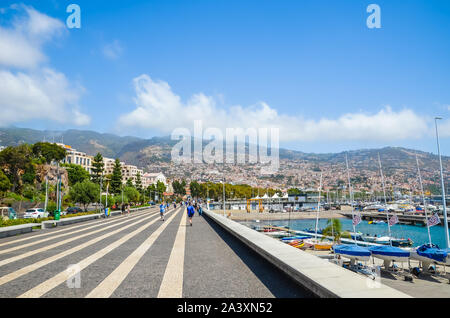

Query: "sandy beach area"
<box><xmin>209</xmin><ymin>209</ymin><xmax>347</xmax><ymax>221</ymax></box>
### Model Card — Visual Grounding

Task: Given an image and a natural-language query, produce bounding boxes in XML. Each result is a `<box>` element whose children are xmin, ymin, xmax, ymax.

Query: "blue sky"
<box><xmin>0</xmin><ymin>0</ymin><xmax>449</xmax><ymax>154</ymax></box>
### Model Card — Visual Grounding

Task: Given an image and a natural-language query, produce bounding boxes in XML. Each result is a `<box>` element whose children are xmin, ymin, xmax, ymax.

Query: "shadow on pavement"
<box><xmin>203</xmin><ymin>214</ymin><xmax>316</xmax><ymax>298</ymax></box>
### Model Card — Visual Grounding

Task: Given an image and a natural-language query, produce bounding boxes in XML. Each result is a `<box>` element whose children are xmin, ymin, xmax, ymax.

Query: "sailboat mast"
<box><xmin>378</xmin><ymin>153</ymin><xmax>392</xmax><ymax>246</ymax></box>
<box><xmin>314</xmin><ymin>172</ymin><xmax>323</xmax><ymax>241</ymax></box>
<box><xmin>416</xmin><ymin>154</ymin><xmax>432</xmax><ymax>246</ymax></box>
<box><xmin>345</xmin><ymin>154</ymin><xmax>357</xmax><ymax>245</ymax></box>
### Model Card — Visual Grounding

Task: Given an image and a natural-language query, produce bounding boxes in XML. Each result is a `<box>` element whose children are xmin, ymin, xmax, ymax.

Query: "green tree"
<box><xmin>156</xmin><ymin>180</ymin><xmax>166</xmax><ymax>194</ymax></box>
<box><xmin>135</xmin><ymin>172</ymin><xmax>143</xmax><ymax>193</ymax></box>
<box><xmin>146</xmin><ymin>184</ymin><xmax>157</xmax><ymax>201</ymax></box>
<box><xmin>21</xmin><ymin>162</ymin><xmax>36</xmax><ymax>185</ymax></box>
<box><xmin>126</xmin><ymin>178</ymin><xmax>134</xmax><ymax>188</ymax></box>
<box><xmin>190</xmin><ymin>181</ymin><xmax>201</xmax><ymax>198</ymax></box>
<box><xmin>32</xmin><ymin>142</ymin><xmax>66</xmax><ymax>164</ymax></box>
<box><xmin>110</xmin><ymin>159</ymin><xmax>123</xmax><ymax>194</ymax></box>
<box><xmin>124</xmin><ymin>186</ymin><xmax>140</xmax><ymax>204</ymax></box>
<box><xmin>0</xmin><ymin>144</ymin><xmax>33</xmax><ymax>192</ymax></box>
<box><xmin>69</xmin><ymin>180</ymin><xmax>100</xmax><ymax>211</ymax></box>
<box><xmin>64</xmin><ymin>163</ymin><xmax>90</xmax><ymax>186</ymax></box>
<box><xmin>321</xmin><ymin>219</ymin><xmax>344</xmax><ymax>243</ymax></box>
<box><xmin>0</xmin><ymin>170</ymin><xmax>12</xmax><ymax>197</ymax></box>
<box><xmin>91</xmin><ymin>153</ymin><xmax>104</xmax><ymax>184</ymax></box>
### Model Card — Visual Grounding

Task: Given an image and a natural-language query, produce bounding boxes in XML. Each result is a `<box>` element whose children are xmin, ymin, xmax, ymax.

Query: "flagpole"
<box><xmin>416</xmin><ymin>154</ymin><xmax>432</xmax><ymax>246</ymax></box>
<box><xmin>435</xmin><ymin>117</ymin><xmax>449</xmax><ymax>249</ymax></box>
<box><xmin>314</xmin><ymin>172</ymin><xmax>323</xmax><ymax>242</ymax></box>
<box><xmin>378</xmin><ymin>153</ymin><xmax>392</xmax><ymax>246</ymax></box>
<box><xmin>345</xmin><ymin>154</ymin><xmax>358</xmax><ymax>245</ymax></box>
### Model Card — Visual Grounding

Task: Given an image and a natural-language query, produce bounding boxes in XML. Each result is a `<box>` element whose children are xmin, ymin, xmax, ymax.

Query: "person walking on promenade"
<box><xmin>160</xmin><ymin>202</ymin><xmax>166</xmax><ymax>221</ymax></box>
<box><xmin>198</xmin><ymin>203</ymin><xmax>203</xmax><ymax>216</ymax></box>
<box><xmin>187</xmin><ymin>203</ymin><xmax>195</xmax><ymax>226</ymax></box>
<box><xmin>121</xmin><ymin>203</ymin><xmax>125</xmax><ymax>216</ymax></box>
<box><xmin>127</xmin><ymin>204</ymin><xmax>130</xmax><ymax>216</ymax></box>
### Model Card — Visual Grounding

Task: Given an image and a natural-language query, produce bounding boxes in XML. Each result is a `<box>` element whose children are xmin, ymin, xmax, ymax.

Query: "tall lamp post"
<box><xmin>223</xmin><ymin>176</ymin><xmax>226</xmax><ymax>217</ymax></box>
<box><xmin>435</xmin><ymin>117</ymin><xmax>449</xmax><ymax>249</ymax></box>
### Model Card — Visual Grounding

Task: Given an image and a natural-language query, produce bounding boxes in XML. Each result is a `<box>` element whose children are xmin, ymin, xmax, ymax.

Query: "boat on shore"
<box><xmin>410</xmin><ymin>244</ymin><xmax>449</xmax><ymax>266</ymax></box>
<box><xmin>369</xmin><ymin>245</ymin><xmax>411</xmax><ymax>268</ymax></box>
<box><xmin>303</xmin><ymin>238</ymin><xmax>333</xmax><ymax>250</ymax></box>
<box><xmin>333</xmin><ymin>244</ymin><xmax>371</xmax><ymax>263</ymax></box>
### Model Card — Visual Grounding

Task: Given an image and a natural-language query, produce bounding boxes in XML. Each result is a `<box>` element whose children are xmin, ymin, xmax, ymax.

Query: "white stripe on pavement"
<box><xmin>157</xmin><ymin>208</ymin><xmax>187</xmax><ymax>298</ymax></box>
<box><xmin>0</xmin><ymin>210</ymin><xmax>157</xmax><ymax>268</ymax></box>
<box><xmin>18</xmin><ymin>208</ymin><xmax>180</xmax><ymax>298</ymax></box>
<box><xmin>85</xmin><ymin>208</ymin><xmax>181</xmax><ymax>298</ymax></box>
<box><xmin>0</xmin><ymin>209</ymin><xmax>153</xmax><ymax>254</ymax></box>
<box><xmin>0</xmin><ymin>210</ymin><xmax>162</xmax><ymax>287</ymax></box>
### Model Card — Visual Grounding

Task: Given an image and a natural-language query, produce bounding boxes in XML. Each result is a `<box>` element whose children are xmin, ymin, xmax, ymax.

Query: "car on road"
<box><xmin>23</xmin><ymin>208</ymin><xmax>48</xmax><ymax>219</ymax></box>
<box><xmin>65</xmin><ymin>207</ymin><xmax>84</xmax><ymax>215</ymax></box>
<box><xmin>0</xmin><ymin>207</ymin><xmax>17</xmax><ymax>220</ymax></box>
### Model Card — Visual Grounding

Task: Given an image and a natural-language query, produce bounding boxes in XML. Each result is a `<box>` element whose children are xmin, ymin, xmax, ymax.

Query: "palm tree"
<box><xmin>321</xmin><ymin>218</ymin><xmax>344</xmax><ymax>243</ymax></box>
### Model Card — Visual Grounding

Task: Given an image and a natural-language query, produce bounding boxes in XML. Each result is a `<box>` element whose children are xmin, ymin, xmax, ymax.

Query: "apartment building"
<box><xmin>103</xmin><ymin>158</ymin><xmax>143</xmax><ymax>184</ymax></box>
<box><xmin>59</xmin><ymin>143</ymin><xmax>93</xmax><ymax>174</ymax></box>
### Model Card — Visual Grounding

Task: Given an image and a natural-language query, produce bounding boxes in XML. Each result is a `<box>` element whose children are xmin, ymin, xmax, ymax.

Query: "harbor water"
<box><xmin>252</xmin><ymin>218</ymin><xmax>449</xmax><ymax>248</ymax></box>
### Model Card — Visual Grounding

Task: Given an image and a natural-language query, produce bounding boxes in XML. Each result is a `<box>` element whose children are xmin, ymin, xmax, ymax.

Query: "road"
<box><xmin>0</xmin><ymin>206</ymin><xmax>311</xmax><ymax>298</ymax></box>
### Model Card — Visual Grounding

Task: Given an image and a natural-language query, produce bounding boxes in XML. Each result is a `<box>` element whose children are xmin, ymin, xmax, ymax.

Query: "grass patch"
<box><xmin>0</xmin><ymin>211</ymin><xmax>100</xmax><ymax>227</ymax></box>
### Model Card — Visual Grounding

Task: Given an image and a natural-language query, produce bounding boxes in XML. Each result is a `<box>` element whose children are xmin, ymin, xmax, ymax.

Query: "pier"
<box><xmin>340</xmin><ymin>211</ymin><xmax>450</xmax><ymax>227</ymax></box>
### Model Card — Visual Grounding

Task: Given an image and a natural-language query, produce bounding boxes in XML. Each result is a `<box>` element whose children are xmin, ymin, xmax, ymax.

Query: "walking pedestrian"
<box><xmin>160</xmin><ymin>202</ymin><xmax>166</xmax><ymax>221</ymax></box>
<box><xmin>127</xmin><ymin>204</ymin><xmax>130</xmax><ymax>216</ymax></box>
<box><xmin>121</xmin><ymin>203</ymin><xmax>125</xmax><ymax>215</ymax></box>
<box><xmin>187</xmin><ymin>203</ymin><xmax>195</xmax><ymax>226</ymax></box>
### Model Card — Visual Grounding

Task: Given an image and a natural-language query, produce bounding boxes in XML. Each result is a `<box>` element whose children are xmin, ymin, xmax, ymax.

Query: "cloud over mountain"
<box><xmin>119</xmin><ymin>74</ymin><xmax>434</xmax><ymax>142</ymax></box>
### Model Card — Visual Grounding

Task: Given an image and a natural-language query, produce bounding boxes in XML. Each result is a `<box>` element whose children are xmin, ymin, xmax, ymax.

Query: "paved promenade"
<box><xmin>0</xmin><ymin>206</ymin><xmax>310</xmax><ymax>298</ymax></box>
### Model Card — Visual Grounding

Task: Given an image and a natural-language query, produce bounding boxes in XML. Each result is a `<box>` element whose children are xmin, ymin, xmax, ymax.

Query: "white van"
<box><xmin>0</xmin><ymin>207</ymin><xmax>17</xmax><ymax>221</ymax></box>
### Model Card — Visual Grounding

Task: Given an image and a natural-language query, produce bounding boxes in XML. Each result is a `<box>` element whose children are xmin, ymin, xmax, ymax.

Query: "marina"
<box><xmin>237</xmin><ymin>220</ymin><xmax>450</xmax><ymax>298</ymax></box>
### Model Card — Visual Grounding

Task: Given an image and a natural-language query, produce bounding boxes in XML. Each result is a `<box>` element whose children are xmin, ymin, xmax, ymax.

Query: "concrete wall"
<box><xmin>204</xmin><ymin>210</ymin><xmax>411</xmax><ymax>298</ymax></box>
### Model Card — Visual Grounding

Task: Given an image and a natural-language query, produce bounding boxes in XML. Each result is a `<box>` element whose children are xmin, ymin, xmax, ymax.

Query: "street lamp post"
<box><xmin>435</xmin><ymin>117</ymin><xmax>449</xmax><ymax>249</ymax></box>
<box><xmin>99</xmin><ymin>175</ymin><xmax>103</xmax><ymax>212</ymax></box>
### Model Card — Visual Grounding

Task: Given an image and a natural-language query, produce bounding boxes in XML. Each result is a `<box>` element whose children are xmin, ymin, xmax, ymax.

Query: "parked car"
<box><xmin>0</xmin><ymin>207</ymin><xmax>17</xmax><ymax>220</ymax></box>
<box><xmin>23</xmin><ymin>208</ymin><xmax>48</xmax><ymax>219</ymax></box>
<box><xmin>65</xmin><ymin>207</ymin><xmax>84</xmax><ymax>215</ymax></box>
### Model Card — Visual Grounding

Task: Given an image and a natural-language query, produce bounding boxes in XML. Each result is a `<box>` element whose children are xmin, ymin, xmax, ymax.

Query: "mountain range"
<box><xmin>0</xmin><ymin>127</ymin><xmax>448</xmax><ymax>182</ymax></box>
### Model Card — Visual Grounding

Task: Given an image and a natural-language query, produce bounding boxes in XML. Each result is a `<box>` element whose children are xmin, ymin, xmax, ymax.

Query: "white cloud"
<box><xmin>0</xmin><ymin>68</ymin><xmax>89</xmax><ymax>126</ymax></box>
<box><xmin>102</xmin><ymin>40</ymin><xmax>123</xmax><ymax>60</ymax></box>
<box><xmin>118</xmin><ymin>75</ymin><xmax>431</xmax><ymax>142</ymax></box>
<box><xmin>0</xmin><ymin>5</ymin><xmax>90</xmax><ymax>127</ymax></box>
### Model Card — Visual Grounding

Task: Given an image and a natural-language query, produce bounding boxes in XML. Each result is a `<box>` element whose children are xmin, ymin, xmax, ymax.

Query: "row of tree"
<box><xmin>0</xmin><ymin>142</ymin><xmax>66</xmax><ymax>196</ymax></box>
<box><xmin>187</xmin><ymin>181</ymin><xmax>280</xmax><ymax>201</ymax></box>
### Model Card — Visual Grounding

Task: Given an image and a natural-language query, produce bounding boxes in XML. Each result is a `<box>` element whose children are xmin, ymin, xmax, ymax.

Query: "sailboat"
<box><xmin>369</xmin><ymin>153</ymin><xmax>410</xmax><ymax>268</ymax></box>
<box><xmin>303</xmin><ymin>172</ymin><xmax>334</xmax><ymax>250</ymax></box>
<box><xmin>410</xmin><ymin>154</ymin><xmax>449</xmax><ymax>268</ymax></box>
<box><xmin>333</xmin><ymin>154</ymin><xmax>371</xmax><ymax>264</ymax></box>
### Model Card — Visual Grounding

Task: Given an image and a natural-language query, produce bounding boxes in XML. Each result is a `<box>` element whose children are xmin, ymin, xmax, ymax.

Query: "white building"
<box><xmin>142</xmin><ymin>172</ymin><xmax>167</xmax><ymax>188</ymax></box>
<box><xmin>103</xmin><ymin>158</ymin><xmax>143</xmax><ymax>184</ymax></box>
<box><xmin>59</xmin><ymin>143</ymin><xmax>93</xmax><ymax>173</ymax></box>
